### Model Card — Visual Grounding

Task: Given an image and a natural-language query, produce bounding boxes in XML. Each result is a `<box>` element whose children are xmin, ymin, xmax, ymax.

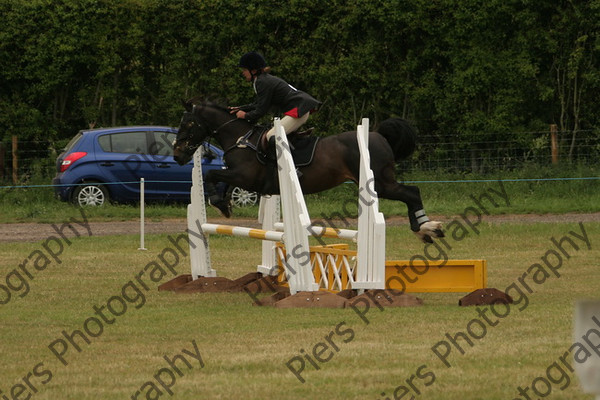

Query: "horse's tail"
<box><xmin>376</xmin><ymin>118</ymin><xmax>417</xmax><ymax>161</ymax></box>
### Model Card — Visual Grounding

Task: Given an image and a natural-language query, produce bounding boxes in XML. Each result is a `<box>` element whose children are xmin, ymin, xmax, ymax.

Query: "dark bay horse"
<box><xmin>173</xmin><ymin>101</ymin><xmax>443</xmax><ymax>243</ymax></box>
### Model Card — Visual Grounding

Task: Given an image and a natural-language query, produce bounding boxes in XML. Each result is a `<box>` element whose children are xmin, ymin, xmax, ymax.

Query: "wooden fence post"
<box><xmin>0</xmin><ymin>142</ymin><xmax>5</xmax><ymax>180</ymax></box>
<box><xmin>550</xmin><ymin>124</ymin><xmax>558</xmax><ymax>165</ymax></box>
<box><xmin>12</xmin><ymin>135</ymin><xmax>17</xmax><ymax>184</ymax></box>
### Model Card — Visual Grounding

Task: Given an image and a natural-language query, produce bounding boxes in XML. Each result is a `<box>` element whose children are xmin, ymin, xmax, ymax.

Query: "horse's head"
<box><xmin>173</xmin><ymin>102</ymin><xmax>209</xmax><ymax>165</ymax></box>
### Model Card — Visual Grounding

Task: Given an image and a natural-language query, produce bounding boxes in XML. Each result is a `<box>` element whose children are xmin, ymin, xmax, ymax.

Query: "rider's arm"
<box><xmin>244</xmin><ymin>75</ymin><xmax>274</xmax><ymax>121</ymax></box>
<box><xmin>236</xmin><ymin>104</ymin><xmax>256</xmax><ymax>112</ymax></box>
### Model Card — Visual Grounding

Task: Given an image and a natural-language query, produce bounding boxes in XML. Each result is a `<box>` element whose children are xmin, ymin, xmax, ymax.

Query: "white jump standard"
<box><xmin>163</xmin><ymin>118</ymin><xmax>319</xmax><ymax>295</ymax></box>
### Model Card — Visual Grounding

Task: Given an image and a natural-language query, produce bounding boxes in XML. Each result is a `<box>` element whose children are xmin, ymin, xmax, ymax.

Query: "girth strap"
<box><xmin>222</xmin><ymin>129</ymin><xmax>258</xmax><ymax>156</ymax></box>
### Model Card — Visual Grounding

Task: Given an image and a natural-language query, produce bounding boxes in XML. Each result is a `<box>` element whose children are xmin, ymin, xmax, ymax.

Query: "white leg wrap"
<box><xmin>415</xmin><ymin>209</ymin><xmax>430</xmax><ymax>225</ymax></box>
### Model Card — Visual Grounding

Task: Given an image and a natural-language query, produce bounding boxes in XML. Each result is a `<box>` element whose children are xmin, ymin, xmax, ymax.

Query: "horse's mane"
<box><xmin>185</xmin><ymin>97</ymin><xmax>230</xmax><ymax>113</ymax></box>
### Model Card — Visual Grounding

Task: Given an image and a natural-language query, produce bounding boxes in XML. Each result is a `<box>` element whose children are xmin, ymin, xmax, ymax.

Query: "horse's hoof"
<box><xmin>209</xmin><ymin>199</ymin><xmax>232</xmax><ymax>218</ymax></box>
<box><xmin>414</xmin><ymin>221</ymin><xmax>444</xmax><ymax>243</ymax></box>
<box><xmin>423</xmin><ymin>234</ymin><xmax>434</xmax><ymax>243</ymax></box>
<box><xmin>433</xmin><ymin>229</ymin><xmax>445</xmax><ymax>238</ymax></box>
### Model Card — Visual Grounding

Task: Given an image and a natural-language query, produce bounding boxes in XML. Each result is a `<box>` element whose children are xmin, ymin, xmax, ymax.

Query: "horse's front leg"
<box><xmin>203</xmin><ymin>168</ymin><xmax>238</xmax><ymax>218</ymax></box>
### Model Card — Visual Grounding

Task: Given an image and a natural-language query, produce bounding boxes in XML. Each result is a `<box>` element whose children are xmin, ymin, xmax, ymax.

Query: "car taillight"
<box><xmin>60</xmin><ymin>152</ymin><xmax>87</xmax><ymax>172</ymax></box>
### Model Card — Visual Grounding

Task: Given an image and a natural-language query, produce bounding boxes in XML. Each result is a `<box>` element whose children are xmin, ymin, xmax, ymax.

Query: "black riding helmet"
<box><xmin>238</xmin><ymin>51</ymin><xmax>267</xmax><ymax>70</ymax></box>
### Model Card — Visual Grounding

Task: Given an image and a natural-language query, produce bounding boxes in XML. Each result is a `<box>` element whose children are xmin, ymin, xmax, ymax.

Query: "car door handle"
<box><xmin>156</xmin><ymin>163</ymin><xmax>170</xmax><ymax>168</ymax></box>
<box><xmin>100</xmin><ymin>162</ymin><xmax>114</xmax><ymax>167</ymax></box>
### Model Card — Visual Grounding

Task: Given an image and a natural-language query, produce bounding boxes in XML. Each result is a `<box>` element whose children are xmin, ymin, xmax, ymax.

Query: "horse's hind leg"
<box><xmin>376</xmin><ymin>177</ymin><xmax>444</xmax><ymax>243</ymax></box>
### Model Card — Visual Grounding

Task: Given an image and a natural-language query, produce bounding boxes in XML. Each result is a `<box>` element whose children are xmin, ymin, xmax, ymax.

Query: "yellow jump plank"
<box><xmin>385</xmin><ymin>259</ymin><xmax>487</xmax><ymax>293</ymax></box>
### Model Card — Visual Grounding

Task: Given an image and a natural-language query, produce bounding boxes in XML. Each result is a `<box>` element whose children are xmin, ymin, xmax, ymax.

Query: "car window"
<box><xmin>97</xmin><ymin>132</ymin><xmax>149</xmax><ymax>154</ymax></box>
<box><xmin>149</xmin><ymin>131</ymin><xmax>175</xmax><ymax>156</ymax></box>
<box><xmin>64</xmin><ymin>132</ymin><xmax>83</xmax><ymax>152</ymax></box>
<box><xmin>97</xmin><ymin>134</ymin><xmax>111</xmax><ymax>152</ymax></box>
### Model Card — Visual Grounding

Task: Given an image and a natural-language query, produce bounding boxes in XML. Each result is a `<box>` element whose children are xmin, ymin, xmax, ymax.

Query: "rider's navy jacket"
<box><xmin>240</xmin><ymin>73</ymin><xmax>321</xmax><ymax>121</ymax></box>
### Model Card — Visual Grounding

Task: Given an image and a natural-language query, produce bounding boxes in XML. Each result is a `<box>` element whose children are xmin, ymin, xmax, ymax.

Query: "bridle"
<box><xmin>195</xmin><ymin>105</ymin><xmax>241</xmax><ymax>137</ymax></box>
<box><xmin>177</xmin><ymin>104</ymin><xmax>251</xmax><ymax>156</ymax></box>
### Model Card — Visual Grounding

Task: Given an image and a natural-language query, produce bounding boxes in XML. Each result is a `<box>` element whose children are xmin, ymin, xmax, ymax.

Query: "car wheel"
<box><xmin>229</xmin><ymin>187</ymin><xmax>258</xmax><ymax>208</ymax></box>
<box><xmin>72</xmin><ymin>183</ymin><xmax>108</xmax><ymax>206</ymax></box>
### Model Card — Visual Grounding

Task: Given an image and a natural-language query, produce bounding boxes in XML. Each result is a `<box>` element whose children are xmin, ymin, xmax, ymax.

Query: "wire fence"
<box><xmin>400</xmin><ymin>128</ymin><xmax>600</xmax><ymax>173</ymax></box>
<box><xmin>0</xmin><ymin>138</ymin><xmax>61</xmax><ymax>183</ymax></box>
<box><xmin>1</xmin><ymin>128</ymin><xmax>599</xmax><ymax>184</ymax></box>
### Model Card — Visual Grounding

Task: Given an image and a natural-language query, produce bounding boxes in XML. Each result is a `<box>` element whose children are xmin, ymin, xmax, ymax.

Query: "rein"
<box><xmin>210</xmin><ymin>117</ymin><xmax>239</xmax><ymax>136</ymax></box>
<box><xmin>191</xmin><ymin>104</ymin><xmax>259</xmax><ymax>157</ymax></box>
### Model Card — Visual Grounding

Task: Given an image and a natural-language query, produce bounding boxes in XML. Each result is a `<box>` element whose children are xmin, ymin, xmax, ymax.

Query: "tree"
<box><xmin>546</xmin><ymin>0</ymin><xmax>600</xmax><ymax>161</ymax></box>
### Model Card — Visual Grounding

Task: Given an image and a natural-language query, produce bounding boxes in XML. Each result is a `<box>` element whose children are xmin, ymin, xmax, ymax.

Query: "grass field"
<box><xmin>1</xmin><ymin>165</ymin><xmax>599</xmax><ymax>223</ymax></box>
<box><xmin>1</xmin><ymin>216</ymin><xmax>599</xmax><ymax>399</ymax></box>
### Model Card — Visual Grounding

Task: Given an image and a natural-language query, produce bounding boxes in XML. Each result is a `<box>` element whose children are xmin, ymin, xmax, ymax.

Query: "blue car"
<box><xmin>53</xmin><ymin>126</ymin><xmax>233</xmax><ymax>206</ymax></box>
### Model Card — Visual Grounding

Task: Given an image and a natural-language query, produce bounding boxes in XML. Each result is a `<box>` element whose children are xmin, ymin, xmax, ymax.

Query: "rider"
<box><xmin>229</xmin><ymin>51</ymin><xmax>321</xmax><ymax>161</ymax></box>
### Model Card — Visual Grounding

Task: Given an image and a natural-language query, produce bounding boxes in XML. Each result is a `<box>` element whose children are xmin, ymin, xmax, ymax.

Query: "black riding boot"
<box><xmin>267</xmin><ymin>136</ymin><xmax>277</xmax><ymax>160</ymax></box>
<box><xmin>261</xmin><ymin>137</ymin><xmax>279</xmax><ymax>194</ymax></box>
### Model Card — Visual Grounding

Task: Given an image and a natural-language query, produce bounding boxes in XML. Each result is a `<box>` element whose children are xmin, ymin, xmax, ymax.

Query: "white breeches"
<box><xmin>265</xmin><ymin>113</ymin><xmax>310</xmax><ymax>140</ymax></box>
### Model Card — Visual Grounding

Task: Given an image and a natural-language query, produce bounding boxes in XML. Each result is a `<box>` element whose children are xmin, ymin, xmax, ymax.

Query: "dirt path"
<box><xmin>2</xmin><ymin>213</ymin><xmax>599</xmax><ymax>243</ymax></box>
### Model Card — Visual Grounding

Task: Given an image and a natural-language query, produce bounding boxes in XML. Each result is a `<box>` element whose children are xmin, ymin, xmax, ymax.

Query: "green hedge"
<box><xmin>1</xmin><ymin>0</ymin><xmax>599</xmax><ymax>149</ymax></box>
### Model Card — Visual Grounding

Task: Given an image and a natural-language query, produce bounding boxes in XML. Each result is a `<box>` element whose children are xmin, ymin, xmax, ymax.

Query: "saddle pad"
<box><xmin>289</xmin><ymin>135</ymin><xmax>320</xmax><ymax>167</ymax></box>
<box><xmin>255</xmin><ymin>134</ymin><xmax>320</xmax><ymax>167</ymax></box>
